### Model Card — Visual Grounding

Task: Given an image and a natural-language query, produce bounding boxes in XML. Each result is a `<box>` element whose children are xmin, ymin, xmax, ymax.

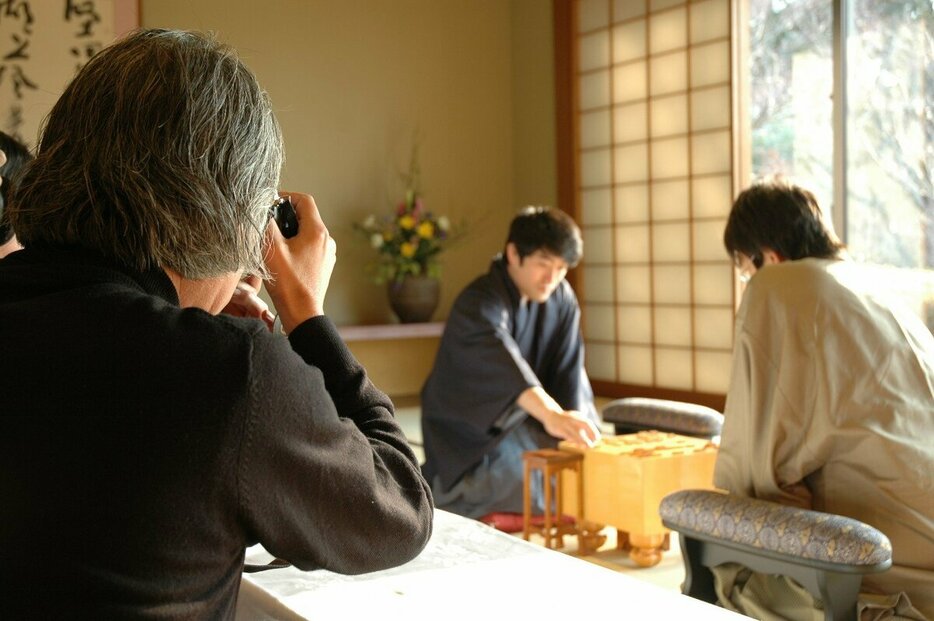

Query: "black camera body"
<box><xmin>271</xmin><ymin>197</ymin><xmax>299</xmax><ymax>239</ymax></box>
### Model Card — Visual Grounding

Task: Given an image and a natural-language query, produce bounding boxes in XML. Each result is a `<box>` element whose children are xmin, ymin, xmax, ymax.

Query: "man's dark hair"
<box><xmin>724</xmin><ymin>179</ymin><xmax>844</xmax><ymax>265</ymax></box>
<box><xmin>0</xmin><ymin>132</ymin><xmax>33</xmax><ymax>245</ymax></box>
<box><xmin>506</xmin><ymin>206</ymin><xmax>583</xmax><ymax>267</ymax></box>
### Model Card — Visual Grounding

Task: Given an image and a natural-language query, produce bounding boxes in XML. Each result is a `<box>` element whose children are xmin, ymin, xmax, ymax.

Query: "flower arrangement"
<box><xmin>355</xmin><ymin>146</ymin><xmax>457</xmax><ymax>284</ymax></box>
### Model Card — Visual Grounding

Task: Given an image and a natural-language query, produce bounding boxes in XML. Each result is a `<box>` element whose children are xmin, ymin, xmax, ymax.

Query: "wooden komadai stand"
<box><xmin>521</xmin><ymin>449</ymin><xmax>584</xmax><ymax>550</ymax></box>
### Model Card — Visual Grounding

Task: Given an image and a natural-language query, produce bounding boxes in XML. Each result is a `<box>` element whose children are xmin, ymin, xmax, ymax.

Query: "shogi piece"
<box><xmin>560</xmin><ymin>431</ymin><xmax>718</xmax><ymax>567</ymax></box>
<box><xmin>522</xmin><ymin>449</ymin><xmax>583</xmax><ymax>550</ymax></box>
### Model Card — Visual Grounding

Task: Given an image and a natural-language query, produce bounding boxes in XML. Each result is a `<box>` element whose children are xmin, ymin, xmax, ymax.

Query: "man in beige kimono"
<box><xmin>714</xmin><ymin>180</ymin><xmax>934</xmax><ymax>620</ymax></box>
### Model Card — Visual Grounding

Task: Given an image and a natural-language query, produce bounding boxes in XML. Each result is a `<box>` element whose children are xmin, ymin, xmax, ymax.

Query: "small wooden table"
<box><xmin>559</xmin><ymin>431</ymin><xmax>718</xmax><ymax>567</ymax></box>
<box><xmin>521</xmin><ymin>449</ymin><xmax>583</xmax><ymax>550</ymax></box>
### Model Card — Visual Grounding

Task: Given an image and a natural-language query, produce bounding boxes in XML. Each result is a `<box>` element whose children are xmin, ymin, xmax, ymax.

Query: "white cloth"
<box><xmin>237</xmin><ymin>509</ymin><xmax>748</xmax><ymax>620</ymax></box>
<box><xmin>714</xmin><ymin>258</ymin><xmax>934</xmax><ymax>618</ymax></box>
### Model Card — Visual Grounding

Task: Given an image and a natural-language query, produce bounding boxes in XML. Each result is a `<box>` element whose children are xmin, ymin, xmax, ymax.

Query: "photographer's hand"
<box><xmin>263</xmin><ymin>192</ymin><xmax>336</xmax><ymax>334</ymax></box>
<box><xmin>221</xmin><ymin>275</ymin><xmax>275</xmax><ymax>330</ymax></box>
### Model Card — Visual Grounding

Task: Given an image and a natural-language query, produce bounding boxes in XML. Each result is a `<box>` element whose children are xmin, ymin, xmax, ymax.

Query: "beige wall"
<box><xmin>511</xmin><ymin>0</ymin><xmax>558</xmax><ymax>211</ymax></box>
<box><xmin>142</xmin><ymin>0</ymin><xmax>557</xmax><ymax>395</ymax></box>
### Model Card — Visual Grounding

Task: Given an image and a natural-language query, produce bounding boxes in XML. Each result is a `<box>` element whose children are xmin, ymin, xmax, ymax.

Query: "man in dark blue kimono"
<box><xmin>420</xmin><ymin>206</ymin><xmax>601</xmax><ymax>519</ymax></box>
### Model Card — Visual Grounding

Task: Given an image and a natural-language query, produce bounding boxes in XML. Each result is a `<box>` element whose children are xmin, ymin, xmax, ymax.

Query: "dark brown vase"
<box><xmin>387</xmin><ymin>276</ymin><xmax>440</xmax><ymax>323</ymax></box>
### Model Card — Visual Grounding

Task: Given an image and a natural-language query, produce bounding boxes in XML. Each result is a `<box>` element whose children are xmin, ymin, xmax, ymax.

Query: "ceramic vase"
<box><xmin>387</xmin><ymin>275</ymin><xmax>440</xmax><ymax>323</ymax></box>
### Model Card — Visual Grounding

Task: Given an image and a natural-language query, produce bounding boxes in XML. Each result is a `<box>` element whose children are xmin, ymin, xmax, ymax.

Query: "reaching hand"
<box><xmin>542</xmin><ymin>409</ymin><xmax>601</xmax><ymax>448</ymax></box>
<box><xmin>518</xmin><ymin>386</ymin><xmax>601</xmax><ymax>447</ymax></box>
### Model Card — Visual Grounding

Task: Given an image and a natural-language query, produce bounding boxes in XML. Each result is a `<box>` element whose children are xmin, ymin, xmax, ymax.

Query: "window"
<box><xmin>557</xmin><ymin>0</ymin><xmax>735</xmax><ymax>410</ymax></box>
<box><xmin>742</xmin><ymin>0</ymin><xmax>934</xmax><ymax>331</ymax></box>
<box><xmin>557</xmin><ymin>0</ymin><xmax>932</xmax><ymax>409</ymax></box>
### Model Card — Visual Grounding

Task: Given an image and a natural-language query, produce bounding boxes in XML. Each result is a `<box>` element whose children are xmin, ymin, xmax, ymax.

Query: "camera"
<box><xmin>270</xmin><ymin>197</ymin><xmax>298</xmax><ymax>239</ymax></box>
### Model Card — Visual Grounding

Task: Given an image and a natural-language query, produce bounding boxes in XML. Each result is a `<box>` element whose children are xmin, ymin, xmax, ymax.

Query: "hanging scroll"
<box><xmin>0</xmin><ymin>0</ymin><xmax>137</xmax><ymax>149</ymax></box>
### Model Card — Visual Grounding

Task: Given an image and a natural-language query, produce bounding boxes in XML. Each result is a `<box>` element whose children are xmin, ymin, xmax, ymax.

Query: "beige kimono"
<box><xmin>714</xmin><ymin>258</ymin><xmax>934</xmax><ymax>619</ymax></box>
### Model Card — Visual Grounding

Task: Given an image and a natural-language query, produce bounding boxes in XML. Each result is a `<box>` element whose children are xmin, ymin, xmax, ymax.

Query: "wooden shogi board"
<box><xmin>559</xmin><ymin>431</ymin><xmax>718</xmax><ymax>565</ymax></box>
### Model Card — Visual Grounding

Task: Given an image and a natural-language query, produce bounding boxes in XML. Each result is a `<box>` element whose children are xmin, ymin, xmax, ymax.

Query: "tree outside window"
<box><xmin>746</xmin><ymin>0</ymin><xmax>933</xmax><ymax>331</ymax></box>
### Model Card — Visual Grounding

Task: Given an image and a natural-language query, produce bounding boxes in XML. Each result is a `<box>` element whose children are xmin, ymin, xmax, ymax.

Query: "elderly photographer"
<box><xmin>0</xmin><ymin>29</ymin><xmax>432</xmax><ymax>618</ymax></box>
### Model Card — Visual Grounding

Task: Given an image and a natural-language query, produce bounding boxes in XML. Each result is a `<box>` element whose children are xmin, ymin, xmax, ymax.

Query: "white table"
<box><xmin>236</xmin><ymin>509</ymin><xmax>748</xmax><ymax>620</ymax></box>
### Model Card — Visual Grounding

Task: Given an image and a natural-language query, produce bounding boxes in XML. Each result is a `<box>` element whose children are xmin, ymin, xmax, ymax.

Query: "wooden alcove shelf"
<box><xmin>336</xmin><ymin>321</ymin><xmax>445</xmax><ymax>342</ymax></box>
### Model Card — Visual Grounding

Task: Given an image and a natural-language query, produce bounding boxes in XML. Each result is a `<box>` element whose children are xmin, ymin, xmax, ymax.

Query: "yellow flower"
<box><xmin>398</xmin><ymin>215</ymin><xmax>415</xmax><ymax>230</ymax></box>
<box><xmin>416</xmin><ymin>221</ymin><xmax>434</xmax><ymax>239</ymax></box>
<box><xmin>400</xmin><ymin>241</ymin><xmax>417</xmax><ymax>258</ymax></box>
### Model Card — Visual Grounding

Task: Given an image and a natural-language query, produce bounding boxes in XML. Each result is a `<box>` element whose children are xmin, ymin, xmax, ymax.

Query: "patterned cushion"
<box><xmin>660</xmin><ymin>489</ymin><xmax>892</xmax><ymax>570</ymax></box>
<box><xmin>602</xmin><ymin>397</ymin><xmax>724</xmax><ymax>438</ymax></box>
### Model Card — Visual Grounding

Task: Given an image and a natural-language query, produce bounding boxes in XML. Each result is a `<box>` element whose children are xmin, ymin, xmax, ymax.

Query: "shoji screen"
<box><xmin>558</xmin><ymin>0</ymin><xmax>736</xmax><ymax>410</ymax></box>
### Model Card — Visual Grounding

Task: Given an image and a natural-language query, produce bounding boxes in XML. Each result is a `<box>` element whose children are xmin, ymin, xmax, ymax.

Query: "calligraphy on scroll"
<box><xmin>0</xmin><ymin>0</ymin><xmax>116</xmax><ymax>146</ymax></box>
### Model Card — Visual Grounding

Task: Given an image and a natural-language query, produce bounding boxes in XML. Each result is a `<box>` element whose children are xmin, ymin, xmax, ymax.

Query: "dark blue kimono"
<box><xmin>420</xmin><ymin>256</ymin><xmax>597</xmax><ymax>517</ymax></box>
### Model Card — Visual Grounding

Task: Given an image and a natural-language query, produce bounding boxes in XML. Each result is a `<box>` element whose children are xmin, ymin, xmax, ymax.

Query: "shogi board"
<box><xmin>559</xmin><ymin>431</ymin><xmax>718</xmax><ymax>537</ymax></box>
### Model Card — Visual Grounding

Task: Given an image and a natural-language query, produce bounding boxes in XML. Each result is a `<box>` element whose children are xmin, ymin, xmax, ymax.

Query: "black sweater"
<box><xmin>0</xmin><ymin>246</ymin><xmax>433</xmax><ymax>619</ymax></box>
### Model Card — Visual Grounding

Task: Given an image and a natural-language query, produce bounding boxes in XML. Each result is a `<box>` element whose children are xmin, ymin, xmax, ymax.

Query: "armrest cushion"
<box><xmin>660</xmin><ymin>489</ymin><xmax>892</xmax><ymax>573</ymax></box>
<box><xmin>602</xmin><ymin>397</ymin><xmax>724</xmax><ymax>437</ymax></box>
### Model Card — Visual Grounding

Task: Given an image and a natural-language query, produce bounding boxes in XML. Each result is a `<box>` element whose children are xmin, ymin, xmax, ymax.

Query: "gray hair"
<box><xmin>9</xmin><ymin>28</ymin><xmax>282</xmax><ymax>278</ymax></box>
